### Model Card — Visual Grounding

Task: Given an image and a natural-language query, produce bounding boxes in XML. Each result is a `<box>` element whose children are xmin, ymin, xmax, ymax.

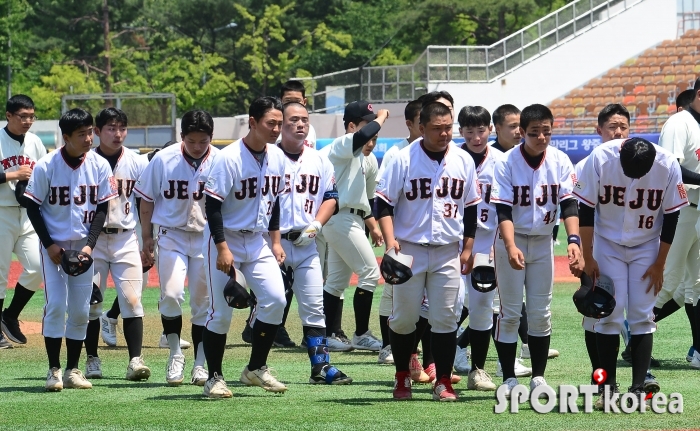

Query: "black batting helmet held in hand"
<box><xmin>573</xmin><ymin>273</ymin><xmax>616</xmax><ymax>318</ymax></box>
<box><xmin>471</xmin><ymin>253</ymin><xmax>497</xmax><ymax>292</ymax></box>
<box><xmin>60</xmin><ymin>250</ymin><xmax>93</xmax><ymax>277</ymax></box>
<box><xmin>223</xmin><ymin>268</ymin><xmax>250</xmax><ymax>309</ymax></box>
<box><xmin>380</xmin><ymin>248</ymin><xmax>413</xmax><ymax>285</ymax></box>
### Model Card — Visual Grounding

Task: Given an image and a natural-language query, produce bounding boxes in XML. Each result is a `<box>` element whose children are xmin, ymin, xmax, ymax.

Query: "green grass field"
<box><xmin>0</xmin><ymin>283</ymin><xmax>698</xmax><ymax>431</ymax></box>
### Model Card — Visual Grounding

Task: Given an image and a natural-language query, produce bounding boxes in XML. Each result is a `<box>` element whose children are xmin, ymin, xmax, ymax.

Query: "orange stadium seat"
<box><xmin>608</xmin><ymin>76</ymin><xmax>621</xmax><ymax>87</ymax></box>
<box><xmin>647</xmin><ymin>57</ymin><xmax>662</xmax><ymax>67</ymax></box>
<box><xmin>588</xmin><ymin>78</ymin><xmax>603</xmax><ymax>87</ymax></box>
<box><xmin>672</xmin><ymin>64</ymin><xmax>685</xmax><ymax>74</ymax></box>
<box><xmin>660</xmin><ymin>40</ymin><xmax>674</xmax><ymax>48</ymax></box>
<box><xmin>551</xmin><ymin>98</ymin><xmax>566</xmax><ymax>108</ymax></box>
<box><xmin>593</xmin><ymin>96</ymin><xmax>605</xmax><ymax>105</ymax></box>
<box><xmin>632</xmin><ymin>85</ymin><xmax>645</xmax><ymax>94</ymax></box>
<box><xmin>636</xmin><ymin>102</ymin><xmax>650</xmax><ymax>116</ymax></box>
<box><xmin>668</xmin><ymin>104</ymin><xmax>677</xmax><ymax>113</ymax></box>
<box><xmin>638</xmin><ymin>66</ymin><xmax>651</xmax><ymax>75</ymax></box>
<box><xmin>608</xmin><ymin>68</ymin><xmax>624</xmax><ymax>78</ymax></box>
<box><xmin>623</xmin><ymin>94</ymin><xmax>636</xmax><ymax>104</ymax></box>
<box><xmin>570</xmin><ymin>89</ymin><xmax>585</xmax><ymax>98</ymax></box>
<box><xmin>649</xmin><ymin>65</ymin><xmax>661</xmax><ymax>74</ymax></box>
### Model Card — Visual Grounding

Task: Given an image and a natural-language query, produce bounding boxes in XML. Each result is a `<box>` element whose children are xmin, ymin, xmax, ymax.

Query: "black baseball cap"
<box><xmin>343</xmin><ymin>100</ymin><xmax>377</xmax><ymax>122</ymax></box>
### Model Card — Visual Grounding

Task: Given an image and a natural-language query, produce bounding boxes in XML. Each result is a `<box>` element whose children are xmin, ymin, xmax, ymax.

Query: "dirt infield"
<box><xmin>7</xmin><ymin>257</ymin><xmax>577</xmax><ymax>289</ymax></box>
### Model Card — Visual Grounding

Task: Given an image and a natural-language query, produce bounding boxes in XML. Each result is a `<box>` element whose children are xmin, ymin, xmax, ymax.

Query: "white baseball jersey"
<box><xmin>658</xmin><ymin>109</ymin><xmax>700</xmax><ymax>205</ymax></box>
<box><xmin>573</xmin><ymin>139</ymin><xmax>688</xmax><ymax>247</ymax></box>
<box><xmin>95</xmin><ymin>147</ymin><xmax>148</xmax><ymax>229</ymax></box>
<box><xmin>463</xmin><ymin>145</ymin><xmax>505</xmax><ymax>232</ymax></box>
<box><xmin>375</xmin><ymin>141</ymin><xmax>481</xmax><ymax>245</ymax></box>
<box><xmin>320</xmin><ymin>134</ymin><xmax>378</xmax><ymax>214</ymax></box>
<box><xmin>574</xmin><ymin>155</ymin><xmax>589</xmax><ymax>183</ymax></box>
<box><xmin>377</xmin><ymin>138</ymin><xmax>412</xmax><ymax>177</ymax></box>
<box><xmin>491</xmin><ymin>144</ymin><xmax>575</xmax><ymax>236</ymax></box>
<box><xmin>134</xmin><ymin>143</ymin><xmax>219</xmax><ymax>232</ymax></box>
<box><xmin>278</xmin><ymin>145</ymin><xmax>336</xmax><ymax>232</ymax></box>
<box><xmin>204</xmin><ymin>139</ymin><xmax>286</xmax><ymax>232</ymax></box>
<box><xmin>0</xmin><ymin>129</ymin><xmax>47</xmax><ymax>207</ymax></box>
<box><xmin>276</xmin><ymin>123</ymin><xmax>317</xmax><ymax>149</ymax></box>
<box><xmin>24</xmin><ymin>149</ymin><xmax>118</xmax><ymax>241</ymax></box>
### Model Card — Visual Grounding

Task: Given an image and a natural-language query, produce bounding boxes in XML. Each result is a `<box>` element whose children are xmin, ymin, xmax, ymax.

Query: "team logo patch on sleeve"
<box><xmin>575</xmin><ymin>180</ymin><xmax>584</xmax><ymax>191</ymax></box>
<box><xmin>205</xmin><ymin>177</ymin><xmax>216</xmax><ymax>188</ymax></box>
<box><xmin>678</xmin><ymin>184</ymin><xmax>687</xmax><ymax>199</ymax></box>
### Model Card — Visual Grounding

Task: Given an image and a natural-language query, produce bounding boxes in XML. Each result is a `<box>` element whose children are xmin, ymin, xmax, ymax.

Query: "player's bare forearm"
<box><xmin>374</xmin><ymin>109</ymin><xmax>390</xmax><ymax>127</ymax></box>
<box><xmin>270</xmin><ymin>232</ymin><xmax>286</xmax><ymax>265</ymax></box>
<box><xmin>498</xmin><ymin>220</ymin><xmax>516</xmax><ymax>249</ymax></box>
<box><xmin>377</xmin><ymin>216</ymin><xmax>398</xmax><ymax>251</ymax></box>
<box><xmin>643</xmin><ymin>241</ymin><xmax>670</xmax><ymax>295</ymax></box>
<box><xmin>563</xmin><ymin>216</ymin><xmax>583</xmax><ymax>273</ymax></box>
<box><xmin>315</xmin><ymin>199</ymin><xmax>337</xmax><ymax>225</ymax></box>
<box><xmin>579</xmin><ymin>226</ymin><xmax>594</xmax><ymax>261</ymax></box>
<box><xmin>461</xmin><ymin>237</ymin><xmax>475</xmax><ymax>275</ymax></box>
<box><xmin>215</xmin><ymin>241</ymin><xmax>234</xmax><ymax>274</ymax></box>
<box><xmin>563</xmin><ymin>215</ymin><xmax>580</xmax><ymax>236</ymax></box>
<box><xmin>269</xmin><ymin>230</ymin><xmax>282</xmax><ymax>246</ymax></box>
<box><xmin>654</xmin><ymin>241</ymin><xmax>672</xmax><ymax>267</ymax></box>
<box><xmin>139</xmin><ymin>200</ymin><xmax>155</xmax><ymax>239</ymax></box>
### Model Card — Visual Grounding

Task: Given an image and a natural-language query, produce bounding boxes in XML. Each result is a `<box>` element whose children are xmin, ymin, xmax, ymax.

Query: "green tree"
<box><xmin>31</xmin><ymin>64</ymin><xmax>104</xmax><ymax>119</ymax></box>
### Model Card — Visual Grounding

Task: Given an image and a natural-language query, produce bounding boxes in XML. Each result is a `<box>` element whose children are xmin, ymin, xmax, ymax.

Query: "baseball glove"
<box><xmin>60</xmin><ymin>250</ymin><xmax>93</xmax><ymax>277</ymax></box>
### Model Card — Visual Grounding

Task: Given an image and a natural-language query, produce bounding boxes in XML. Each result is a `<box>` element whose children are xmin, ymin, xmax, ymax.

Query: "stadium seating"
<box><xmin>549</xmin><ymin>29</ymin><xmax>699</xmax><ymax>134</ymax></box>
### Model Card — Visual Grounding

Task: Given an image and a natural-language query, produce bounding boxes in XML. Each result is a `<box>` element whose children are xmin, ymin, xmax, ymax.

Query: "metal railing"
<box><xmin>297</xmin><ymin>0</ymin><xmax>647</xmax><ymax>108</ymax></box>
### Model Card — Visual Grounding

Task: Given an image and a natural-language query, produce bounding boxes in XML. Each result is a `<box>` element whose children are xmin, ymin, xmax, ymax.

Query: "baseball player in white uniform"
<box><xmin>0</xmin><ymin>95</ymin><xmax>46</xmax><ymax>348</ymax></box>
<box><xmin>135</xmin><ymin>110</ymin><xmax>218</xmax><ymax>386</ymax></box>
<box><xmin>376</xmin><ymin>99</ymin><xmax>422</xmax><ymax>365</ymax></box>
<box><xmin>24</xmin><ymin>108</ymin><xmax>118</xmax><ymax>391</ymax></box>
<box><xmin>273</xmin><ymin>102</ymin><xmax>352</xmax><ymax>384</ymax></box>
<box><xmin>490</xmin><ymin>104</ymin><xmax>583</xmax><ymax>397</ymax></box>
<box><xmin>200</xmin><ymin>97</ymin><xmax>288</xmax><ymax>398</ymax></box>
<box><xmin>574</xmin><ymin>137</ymin><xmax>686</xmax><ymax>406</ymax></box>
<box><xmin>317</xmin><ymin>101</ymin><xmax>387</xmax><ymax>353</ymax></box>
<box><xmin>81</xmin><ymin>108</ymin><xmax>150</xmax><ymax>381</ymax></box>
<box><xmin>375</xmin><ymin>101</ymin><xmax>480</xmax><ymax>401</ymax></box>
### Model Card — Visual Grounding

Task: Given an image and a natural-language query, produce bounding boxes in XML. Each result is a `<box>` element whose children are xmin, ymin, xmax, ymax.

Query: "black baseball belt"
<box><xmin>349</xmin><ymin>208</ymin><xmax>367</xmax><ymax>218</ymax></box>
<box><xmin>102</xmin><ymin>228</ymin><xmax>131</xmax><ymax>234</ymax></box>
<box><xmin>281</xmin><ymin>231</ymin><xmax>302</xmax><ymax>241</ymax></box>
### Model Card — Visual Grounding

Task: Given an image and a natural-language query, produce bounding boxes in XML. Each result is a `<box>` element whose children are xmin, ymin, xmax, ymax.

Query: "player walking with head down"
<box><xmin>200</xmin><ymin>97</ymin><xmax>288</xmax><ymax>398</ymax></box>
<box><xmin>24</xmin><ymin>108</ymin><xmax>118</xmax><ymax>391</ymax></box>
<box><xmin>135</xmin><ymin>110</ymin><xmax>219</xmax><ymax>386</ymax></box>
<box><xmin>376</xmin><ymin>102</ymin><xmax>481</xmax><ymax>401</ymax></box>
<box><xmin>490</xmin><ymin>104</ymin><xmax>583</xmax><ymax>397</ymax></box>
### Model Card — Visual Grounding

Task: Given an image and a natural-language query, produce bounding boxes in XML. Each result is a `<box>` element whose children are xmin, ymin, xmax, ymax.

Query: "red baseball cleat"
<box><xmin>393</xmin><ymin>371</ymin><xmax>412</xmax><ymax>400</ymax></box>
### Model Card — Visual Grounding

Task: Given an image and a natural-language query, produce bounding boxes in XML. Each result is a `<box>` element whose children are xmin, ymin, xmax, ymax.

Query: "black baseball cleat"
<box><xmin>621</xmin><ymin>344</ymin><xmax>660</xmax><ymax>367</ymax></box>
<box><xmin>273</xmin><ymin>326</ymin><xmax>296</xmax><ymax>348</ymax></box>
<box><xmin>0</xmin><ymin>331</ymin><xmax>13</xmax><ymax>349</ymax></box>
<box><xmin>2</xmin><ymin>310</ymin><xmax>27</xmax><ymax>344</ymax></box>
<box><xmin>241</xmin><ymin>323</ymin><xmax>252</xmax><ymax>344</ymax></box>
<box><xmin>309</xmin><ymin>365</ymin><xmax>353</xmax><ymax>385</ymax></box>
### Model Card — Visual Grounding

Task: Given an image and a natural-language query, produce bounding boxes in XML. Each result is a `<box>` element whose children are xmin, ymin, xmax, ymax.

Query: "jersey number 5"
<box><xmin>480</xmin><ymin>208</ymin><xmax>488</xmax><ymax>222</ymax></box>
<box><xmin>443</xmin><ymin>203</ymin><xmax>459</xmax><ymax>219</ymax></box>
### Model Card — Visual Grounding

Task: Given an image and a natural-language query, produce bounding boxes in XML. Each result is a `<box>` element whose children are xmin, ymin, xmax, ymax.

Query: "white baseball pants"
<box><xmin>278</xmin><ymin>238</ymin><xmax>325</xmax><ymax>328</ymax></box>
<box><xmin>656</xmin><ymin>205</ymin><xmax>700</xmax><ymax>307</ymax></box>
<box><xmin>0</xmin><ymin>206</ymin><xmax>43</xmax><ymax>298</ymax></box>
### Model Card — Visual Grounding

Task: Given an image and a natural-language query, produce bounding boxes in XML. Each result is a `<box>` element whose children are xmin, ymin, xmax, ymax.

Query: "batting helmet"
<box><xmin>60</xmin><ymin>250</ymin><xmax>93</xmax><ymax>277</ymax></box>
<box><xmin>573</xmin><ymin>273</ymin><xmax>616</xmax><ymax>318</ymax></box>
<box><xmin>90</xmin><ymin>273</ymin><xmax>103</xmax><ymax>305</ymax></box>
<box><xmin>471</xmin><ymin>253</ymin><xmax>497</xmax><ymax>292</ymax></box>
<box><xmin>620</xmin><ymin>137</ymin><xmax>656</xmax><ymax>179</ymax></box>
<box><xmin>223</xmin><ymin>268</ymin><xmax>250</xmax><ymax>309</ymax></box>
<box><xmin>380</xmin><ymin>248</ymin><xmax>413</xmax><ymax>285</ymax></box>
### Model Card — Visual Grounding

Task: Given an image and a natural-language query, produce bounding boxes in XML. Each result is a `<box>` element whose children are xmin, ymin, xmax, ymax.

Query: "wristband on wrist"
<box><xmin>568</xmin><ymin>234</ymin><xmax>581</xmax><ymax>247</ymax></box>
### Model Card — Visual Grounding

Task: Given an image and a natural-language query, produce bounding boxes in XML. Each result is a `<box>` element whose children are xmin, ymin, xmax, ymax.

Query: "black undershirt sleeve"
<box><xmin>463</xmin><ymin>205</ymin><xmax>477</xmax><ymax>238</ymax></box>
<box><xmin>0</xmin><ymin>173</ymin><xmax>6</xmax><ymax>184</ymax></box>
<box><xmin>495</xmin><ymin>203</ymin><xmax>513</xmax><ymax>223</ymax></box>
<box><xmin>660</xmin><ymin>210</ymin><xmax>680</xmax><ymax>244</ymax></box>
<box><xmin>352</xmin><ymin>121</ymin><xmax>382</xmax><ymax>154</ymax></box>
<box><xmin>25</xmin><ymin>200</ymin><xmax>54</xmax><ymax>249</ymax></box>
<box><xmin>268</xmin><ymin>197</ymin><xmax>281</xmax><ymax>231</ymax></box>
<box><xmin>375</xmin><ymin>197</ymin><xmax>394</xmax><ymax>219</ymax></box>
<box><xmin>86</xmin><ymin>202</ymin><xmax>108</xmax><ymax>249</ymax></box>
<box><xmin>135</xmin><ymin>197</ymin><xmax>141</xmax><ymax>222</ymax></box>
<box><xmin>560</xmin><ymin>198</ymin><xmax>579</xmax><ymax>219</ymax></box>
<box><xmin>578</xmin><ymin>202</ymin><xmax>595</xmax><ymax>227</ymax></box>
<box><xmin>365</xmin><ymin>198</ymin><xmax>375</xmax><ymax>219</ymax></box>
<box><xmin>205</xmin><ymin>195</ymin><xmax>226</xmax><ymax>244</ymax></box>
<box><xmin>680</xmin><ymin>165</ymin><xmax>700</xmax><ymax>186</ymax></box>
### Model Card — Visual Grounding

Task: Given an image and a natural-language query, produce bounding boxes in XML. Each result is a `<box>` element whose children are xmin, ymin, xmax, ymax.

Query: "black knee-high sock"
<box><xmin>202</xmin><ymin>328</ymin><xmax>226</xmax><ymax>377</ymax></box>
<box><xmin>248</xmin><ymin>320</ymin><xmax>279</xmax><ymax>371</ymax></box>
<box><xmin>323</xmin><ymin>291</ymin><xmax>341</xmax><ymax>335</ymax></box>
<box><xmin>161</xmin><ymin>315</ymin><xmax>182</xmax><ymax>337</ymax></box>
<box><xmin>469</xmin><ymin>328</ymin><xmax>491</xmax><ymax>369</ymax></box>
<box><xmin>379</xmin><ymin>315</ymin><xmax>390</xmax><ymax>348</ymax></box>
<box><xmin>281</xmin><ymin>289</ymin><xmax>294</xmax><ymax>327</ymax></box>
<box><xmin>654</xmin><ymin>300</ymin><xmax>681</xmax><ymax>322</ymax></box>
<box><xmin>84</xmin><ymin>319</ymin><xmax>100</xmax><ymax>357</ymax></box>
<box><xmin>630</xmin><ymin>333</ymin><xmax>653</xmax><ymax>387</ymax></box>
<box><xmin>458</xmin><ymin>306</ymin><xmax>469</xmax><ymax>327</ymax></box>
<box><xmin>457</xmin><ymin>325</ymin><xmax>471</xmax><ymax>349</ymax></box>
<box><xmin>491</xmin><ymin>313</ymin><xmax>498</xmax><ymax>339</ymax></box>
<box><xmin>106</xmin><ymin>297</ymin><xmax>120</xmax><ymax>319</ymax></box>
<box><xmin>685</xmin><ymin>304</ymin><xmax>696</xmax><ymax>347</ymax></box>
<box><xmin>191</xmin><ymin>324</ymin><xmax>204</xmax><ymax>361</ymax></box>
<box><xmin>303</xmin><ymin>326</ymin><xmax>328</xmax><ymax>374</ymax></box>
<box><xmin>0</xmin><ymin>299</ymin><xmax>4</xmax><ymax>319</ymax></box>
<box><xmin>432</xmin><ymin>331</ymin><xmax>457</xmax><ymax>380</ymax></box>
<box><xmin>527</xmin><ymin>335</ymin><xmax>550</xmax><ymax>377</ymax></box>
<box><xmin>45</xmin><ymin>337</ymin><xmax>62</xmax><ymax>369</ymax></box>
<box><xmin>596</xmin><ymin>333</ymin><xmax>619</xmax><ymax>389</ymax></box>
<box><xmin>353</xmin><ymin>288</ymin><xmax>373</xmax><ymax>336</ymax></box>
<box><xmin>335</xmin><ymin>299</ymin><xmax>344</xmax><ymax>334</ymax></box>
<box><xmin>123</xmin><ymin>317</ymin><xmax>143</xmax><ymax>359</ymax></box>
<box><xmin>4</xmin><ymin>283</ymin><xmax>35</xmax><ymax>319</ymax></box>
<box><xmin>494</xmin><ymin>341</ymin><xmax>517</xmax><ymax>380</ymax></box>
<box><xmin>518</xmin><ymin>303</ymin><xmax>529</xmax><ymax>344</ymax></box>
<box><xmin>584</xmin><ymin>330</ymin><xmax>600</xmax><ymax>383</ymax></box>
<box><xmin>413</xmin><ymin>317</ymin><xmax>429</xmax><ymax>353</ymax></box>
<box><xmin>421</xmin><ymin>324</ymin><xmax>434</xmax><ymax>368</ymax></box>
<box><xmin>390</xmin><ymin>329</ymin><xmax>415</xmax><ymax>372</ymax></box>
<box><xmin>66</xmin><ymin>338</ymin><xmax>83</xmax><ymax>370</ymax></box>
<box><xmin>694</xmin><ymin>306</ymin><xmax>700</xmax><ymax>351</ymax></box>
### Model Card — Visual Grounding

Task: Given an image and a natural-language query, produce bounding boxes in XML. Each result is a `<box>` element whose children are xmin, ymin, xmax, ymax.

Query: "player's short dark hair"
<box><xmin>620</xmin><ymin>137</ymin><xmax>656</xmax><ymax>179</ymax></box>
<box><xmin>181</xmin><ymin>110</ymin><xmax>214</xmax><ymax>137</ymax></box>
<box><xmin>457</xmin><ymin>106</ymin><xmax>491</xmax><ymax>129</ymax></box>
<box><xmin>694</xmin><ymin>77</ymin><xmax>700</xmax><ymax>92</ymax></box>
<box><xmin>249</xmin><ymin>97</ymin><xmax>283</xmax><ymax>124</ymax></box>
<box><xmin>492</xmin><ymin>104</ymin><xmax>520</xmax><ymax>126</ymax></box>
<box><xmin>519</xmin><ymin>104</ymin><xmax>554</xmax><ymax>130</ymax></box>
<box><xmin>420</xmin><ymin>102</ymin><xmax>453</xmax><ymax>125</ymax></box>
<box><xmin>282</xmin><ymin>102</ymin><xmax>308</xmax><ymax>117</ymax></box>
<box><xmin>676</xmin><ymin>89</ymin><xmax>695</xmax><ymax>111</ymax></box>
<box><xmin>6</xmin><ymin>94</ymin><xmax>34</xmax><ymax>113</ymax></box>
<box><xmin>59</xmin><ymin>108</ymin><xmax>93</xmax><ymax>136</ymax></box>
<box><xmin>418</xmin><ymin>91</ymin><xmax>454</xmax><ymax>109</ymax></box>
<box><xmin>95</xmin><ymin>107</ymin><xmax>128</xmax><ymax>129</ymax></box>
<box><xmin>597</xmin><ymin>104</ymin><xmax>630</xmax><ymax>127</ymax></box>
<box><xmin>404</xmin><ymin>100</ymin><xmax>422</xmax><ymax>122</ymax></box>
<box><xmin>281</xmin><ymin>80</ymin><xmax>306</xmax><ymax>98</ymax></box>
